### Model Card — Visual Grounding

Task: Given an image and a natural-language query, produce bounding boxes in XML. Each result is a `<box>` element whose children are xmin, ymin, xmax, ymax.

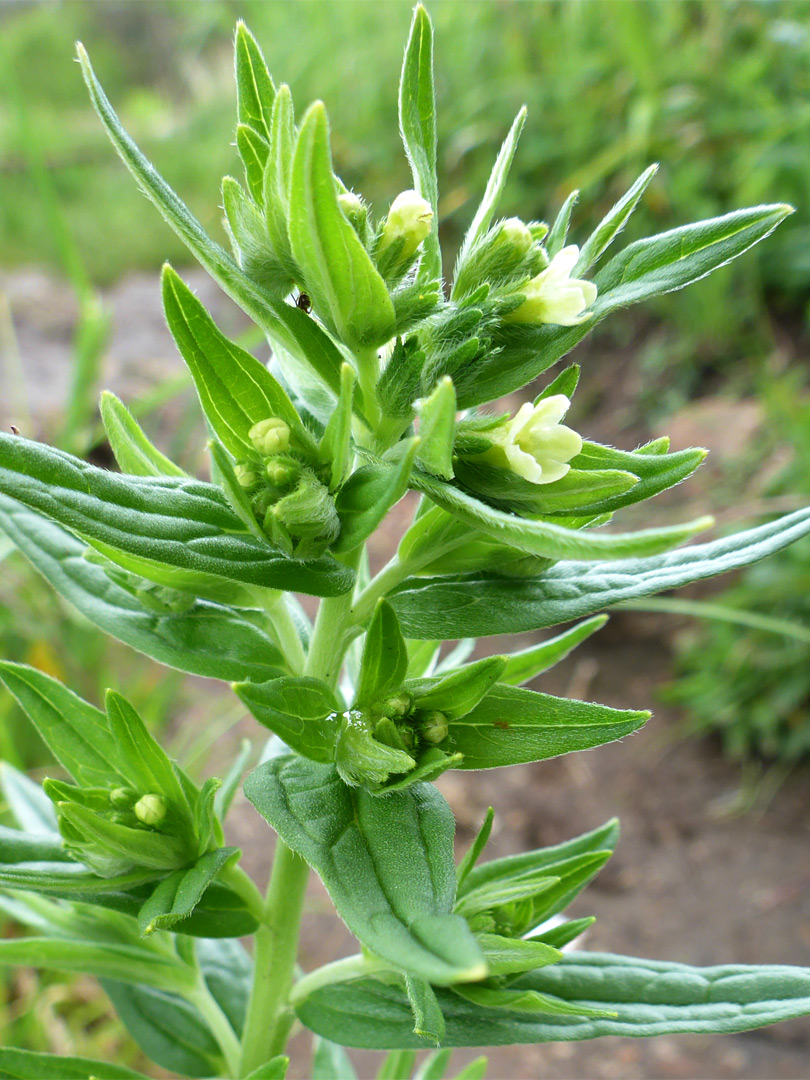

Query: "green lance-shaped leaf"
<box><xmin>0</xmin><ymin>761</ymin><xmax>59</xmax><ymax>835</ymax></box>
<box><xmin>236</xmin><ymin>124</ymin><xmax>269</xmax><ymax>205</ymax></box>
<box><xmin>234</xmin><ymin>21</ymin><xmax>275</xmax><ymax>141</ymax></box>
<box><xmin>573</xmin><ymin>164</ymin><xmax>659</xmax><ymax>275</ymax></box>
<box><xmin>162</xmin><ymin>265</ymin><xmax>308</xmax><ymax>458</ymax></box>
<box><xmin>411</xmin><ymin>469</ymin><xmax>711</xmax><ymax>562</ymax></box>
<box><xmin>464</xmin><ymin>203</ymin><xmax>793</xmax><ymax>409</ymax></box>
<box><xmin>437</xmin><ymin>684</ymin><xmax>648</xmax><ymax>770</ymax></box>
<box><xmin>399</xmin><ymin>4</ymin><xmax>441</xmax><ymax>283</ymax></box>
<box><xmin>103</xmin><ymin>937</ymin><xmax>251</xmax><ymax>1077</ymax></box>
<box><xmin>499</xmin><ymin>615</ymin><xmax>609</xmax><ymax>685</ymax></box>
<box><xmin>0</xmin><ymin>496</ymin><xmax>286</xmax><ymax>683</ymax></box>
<box><xmin>0</xmin><ymin>936</ymin><xmax>196</xmax><ymax>995</ymax></box>
<box><xmin>546</xmin><ymin>189</ymin><xmax>579</xmax><ymax>258</ymax></box>
<box><xmin>0</xmin><ymin>661</ymin><xmax>128</xmax><ymax>791</ymax></box>
<box><xmin>389</xmin><ymin>505</ymin><xmax>810</xmax><ymax>638</ymax></box>
<box><xmin>415</xmin><ymin>377</ymin><xmax>456</xmax><ymax>479</ymax></box>
<box><xmin>289</xmin><ymin>103</ymin><xmax>396</xmax><ymax>350</ymax></box>
<box><xmin>76</xmin><ymin>45</ymin><xmax>346</xmax><ymax>403</ymax></box>
<box><xmin>0</xmin><ymin>824</ymin><xmax>70</xmax><ymax>864</ymax></box>
<box><xmin>320</xmin><ymin>362</ymin><xmax>356</xmax><ymax>490</ymax></box>
<box><xmin>594</xmin><ymin>203</ymin><xmax>793</xmax><ymax>310</ymax></box>
<box><xmin>453</xmin><ymin>107</ymin><xmax>527</xmax><ymax>290</ymax></box>
<box><xmin>234</xmin><ymin>676</ymin><xmax>342</xmax><ymax>763</ymax></box>
<box><xmin>137</xmin><ymin>848</ymin><xmax>240</xmax><ymax>935</ymax></box>
<box><xmin>295</xmin><ymin>954</ymin><xmax>810</xmax><ymax>1049</ymax></box>
<box><xmin>244</xmin><ymin>755</ymin><xmax>486</xmax><ymax>985</ymax></box>
<box><xmin>406</xmin><ymin>656</ymin><xmax>507</xmax><ymax>720</ymax></box>
<box><xmin>334</xmin><ymin>437</ymin><xmax>420</xmax><ymax>554</ymax></box>
<box><xmin>264</xmin><ymin>84</ymin><xmax>298</xmax><ymax>281</ymax></box>
<box><xmin>100</xmin><ymin>391</ymin><xmax>187</xmax><ymax>479</ymax></box>
<box><xmin>0</xmin><ymin>433</ymin><xmax>353</xmax><ymax>597</ymax></box>
<box><xmin>474</xmin><ymin>933</ymin><xmax>562</xmax><ymax>978</ymax></box>
<box><xmin>100</xmin><ymin>981</ymin><xmax>223</xmax><ymax>1078</ymax></box>
<box><xmin>0</xmin><ymin>1049</ymin><xmax>151</xmax><ymax>1080</ymax></box>
<box><xmin>355</xmin><ymin>600</ymin><xmax>409</xmax><ymax>710</ymax></box>
<box><xmin>452</xmin><ymin>461</ymin><xmax>639</xmax><ymax>518</ymax></box>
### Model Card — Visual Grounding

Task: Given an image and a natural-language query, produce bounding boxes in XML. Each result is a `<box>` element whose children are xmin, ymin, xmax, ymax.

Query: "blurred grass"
<box><xmin>1</xmin><ymin>0</ymin><xmax>809</xmax><ymax>388</ymax></box>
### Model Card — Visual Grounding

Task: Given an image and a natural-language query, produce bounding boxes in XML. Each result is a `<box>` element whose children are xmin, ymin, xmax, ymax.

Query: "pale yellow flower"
<box><xmin>378</xmin><ymin>190</ymin><xmax>434</xmax><ymax>262</ymax></box>
<box><xmin>505</xmin><ymin>245</ymin><xmax>597</xmax><ymax>326</ymax></box>
<box><xmin>493</xmin><ymin>394</ymin><xmax>582</xmax><ymax>484</ymax></box>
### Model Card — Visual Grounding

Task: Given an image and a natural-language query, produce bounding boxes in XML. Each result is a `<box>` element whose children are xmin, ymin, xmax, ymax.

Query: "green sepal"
<box><xmin>234</xmin><ymin>676</ymin><xmax>343</xmax><ymax>763</ymax></box>
<box><xmin>546</xmin><ymin>189</ymin><xmax>578</xmax><ymax>257</ymax></box>
<box><xmin>405</xmin><ymin>656</ymin><xmax>507</xmax><ymax>720</ymax></box>
<box><xmin>100</xmin><ymin>391</ymin><xmax>186</xmax><ymax>478</ymax></box>
<box><xmin>532</xmin><ymin>917</ymin><xmax>595</xmax><ymax>950</ymax></box>
<box><xmin>377</xmin><ymin>337</ymin><xmax>426</xmax><ymax>419</ymax></box>
<box><xmin>452</xmin><ymin>981</ymin><xmax>615</xmax><ymax>1019</ymax></box>
<box><xmin>264</xmin><ymin>84</ymin><xmax>298</xmax><ymax>280</ymax></box>
<box><xmin>534</xmin><ymin>363</ymin><xmax>580</xmax><ymax>403</ymax></box>
<box><xmin>456</xmin><ymin>807</ymin><xmax>494</xmax><ymax>890</ymax></box>
<box><xmin>334</xmin><ymin>437</ymin><xmax>419</xmax><ymax>553</ymax></box>
<box><xmin>415</xmin><ymin>377</ymin><xmax>456</xmax><ymax>479</ymax></box>
<box><xmin>335</xmin><ymin>715</ymin><xmax>416</xmax><ymax>790</ymax></box>
<box><xmin>234</xmin><ymin>21</ymin><xmax>275</xmax><ymax>140</ymax></box>
<box><xmin>244</xmin><ymin>755</ymin><xmax>486</xmax><ymax>984</ymax></box>
<box><xmin>289</xmin><ymin>103</ymin><xmax>395</xmax><ymax>350</ymax></box>
<box><xmin>452</xmin><ymin>460</ymin><xmax>639</xmax><ymax>517</ymax></box>
<box><xmin>244</xmin><ymin>1058</ymin><xmax>290</xmax><ymax>1079</ymax></box>
<box><xmin>208</xmin><ymin>438</ymin><xmax>266</xmax><ymax>541</ymax></box>
<box><xmin>320</xmin><ymin>362</ymin><xmax>356</xmax><ymax>490</ymax></box>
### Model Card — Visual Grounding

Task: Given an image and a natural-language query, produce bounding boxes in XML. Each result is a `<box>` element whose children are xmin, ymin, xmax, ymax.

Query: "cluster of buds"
<box><xmin>453</xmin><ymin>213</ymin><xmax>597</xmax><ymax>327</ymax></box>
<box><xmin>335</xmin><ymin>690</ymin><xmax>452</xmax><ymax>792</ymax></box>
<box><xmin>235</xmin><ymin>417</ymin><xmax>340</xmax><ymax>560</ymax></box>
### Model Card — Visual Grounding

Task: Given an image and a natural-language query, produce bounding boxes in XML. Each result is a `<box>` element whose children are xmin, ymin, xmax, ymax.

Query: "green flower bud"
<box><xmin>265</xmin><ymin>456</ymin><xmax>300</xmax><ymax>489</ymax></box>
<box><xmin>263</xmin><ymin>469</ymin><xmax>340</xmax><ymax>558</ymax></box>
<box><xmin>374</xmin><ymin>691</ymin><xmax>413</xmax><ymax>719</ymax></box>
<box><xmin>249</xmin><ymin>417</ymin><xmax>291</xmax><ymax>456</ymax></box>
<box><xmin>235</xmin><ymin>463</ymin><xmax>260</xmax><ymax>488</ymax></box>
<box><xmin>134</xmin><ymin>793</ymin><xmax>167</xmax><ymax>827</ymax></box>
<box><xmin>453</xmin><ymin>217</ymin><xmax>541</xmax><ymax>300</ymax></box>
<box><xmin>420</xmin><ymin>710</ymin><xmax>449</xmax><ymax>745</ymax></box>
<box><xmin>109</xmin><ymin>787</ymin><xmax>136</xmax><ymax>809</ymax></box>
<box><xmin>337</xmin><ymin>191</ymin><xmax>370</xmax><ymax>246</ymax></box>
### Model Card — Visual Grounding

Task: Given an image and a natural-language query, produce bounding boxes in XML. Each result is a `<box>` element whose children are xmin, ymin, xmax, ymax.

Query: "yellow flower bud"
<box><xmin>420</xmin><ymin>710</ymin><xmax>449</xmax><ymax>745</ymax></box>
<box><xmin>249</xmin><ymin>417</ymin><xmax>291</xmax><ymax>456</ymax></box>
<box><xmin>378</xmin><ymin>189</ymin><xmax>434</xmax><ymax>263</ymax></box>
<box><xmin>505</xmin><ymin>245</ymin><xmax>597</xmax><ymax>326</ymax></box>
<box><xmin>234</xmin><ymin>464</ymin><xmax>260</xmax><ymax>488</ymax></box>
<box><xmin>134</xmin><ymin>793</ymin><xmax>167</xmax><ymax>827</ymax></box>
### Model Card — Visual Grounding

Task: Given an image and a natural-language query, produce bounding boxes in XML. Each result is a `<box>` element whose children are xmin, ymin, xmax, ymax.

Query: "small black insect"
<box><xmin>295</xmin><ymin>292</ymin><xmax>312</xmax><ymax>314</ymax></box>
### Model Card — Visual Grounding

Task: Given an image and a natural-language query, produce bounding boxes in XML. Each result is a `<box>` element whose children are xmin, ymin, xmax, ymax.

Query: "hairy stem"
<box><xmin>238</xmin><ymin>841</ymin><xmax>310</xmax><ymax>1077</ymax></box>
<box><xmin>189</xmin><ymin>976</ymin><xmax>243</xmax><ymax>1078</ymax></box>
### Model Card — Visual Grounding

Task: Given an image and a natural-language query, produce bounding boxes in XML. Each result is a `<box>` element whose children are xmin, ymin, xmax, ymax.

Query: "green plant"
<box><xmin>3</xmin><ymin>9</ymin><xmax>810</xmax><ymax>1078</ymax></box>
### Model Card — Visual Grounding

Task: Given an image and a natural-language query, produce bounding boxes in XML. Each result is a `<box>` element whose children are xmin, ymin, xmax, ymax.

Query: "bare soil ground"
<box><xmin>3</xmin><ymin>270</ymin><xmax>809</xmax><ymax>1079</ymax></box>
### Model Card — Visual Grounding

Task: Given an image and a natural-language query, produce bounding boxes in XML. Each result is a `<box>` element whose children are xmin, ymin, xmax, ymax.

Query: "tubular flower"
<box><xmin>490</xmin><ymin>394</ymin><xmax>582</xmax><ymax>484</ymax></box>
<box><xmin>378</xmin><ymin>189</ymin><xmax>434</xmax><ymax>262</ymax></box>
<box><xmin>505</xmin><ymin>244</ymin><xmax>597</xmax><ymax>326</ymax></box>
